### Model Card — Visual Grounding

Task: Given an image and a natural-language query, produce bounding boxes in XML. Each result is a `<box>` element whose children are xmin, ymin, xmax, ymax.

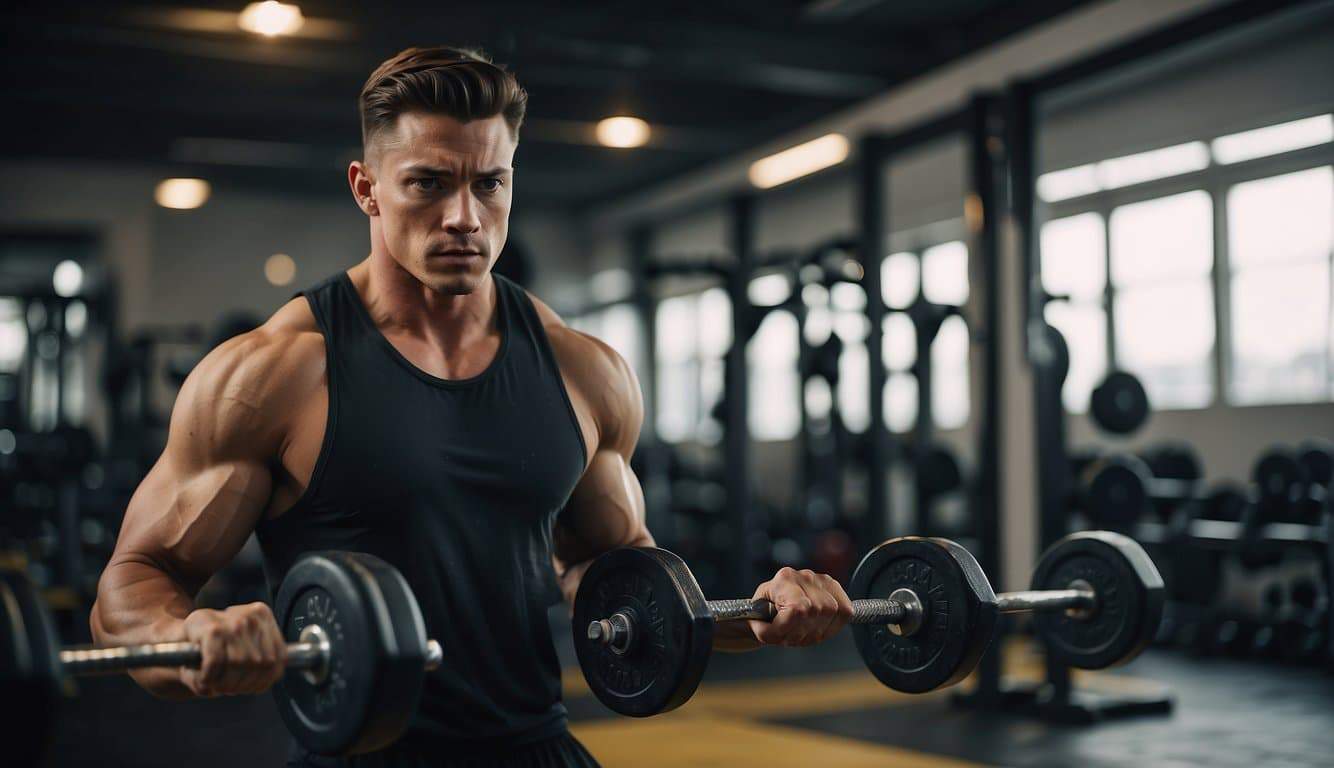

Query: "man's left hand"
<box><xmin>748</xmin><ymin>567</ymin><xmax>854</xmax><ymax>647</ymax></box>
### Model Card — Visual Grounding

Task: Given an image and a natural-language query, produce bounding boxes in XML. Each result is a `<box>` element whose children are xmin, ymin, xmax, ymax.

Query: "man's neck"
<box><xmin>351</xmin><ymin>252</ymin><xmax>498</xmax><ymax>353</ymax></box>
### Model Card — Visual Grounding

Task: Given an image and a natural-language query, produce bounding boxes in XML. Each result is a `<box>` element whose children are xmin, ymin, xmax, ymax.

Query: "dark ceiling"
<box><xmin>3</xmin><ymin>0</ymin><xmax>1093</xmax><ymax>211</ymax></box>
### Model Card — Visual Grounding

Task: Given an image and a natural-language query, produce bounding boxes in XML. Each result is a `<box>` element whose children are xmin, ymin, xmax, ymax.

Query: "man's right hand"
<box><xmin>178</xmin><ymin>603</ymin><xmax>288</xmax><ymax>697</ymax></box>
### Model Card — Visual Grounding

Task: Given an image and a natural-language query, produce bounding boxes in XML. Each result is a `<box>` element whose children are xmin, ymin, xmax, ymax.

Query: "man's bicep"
<box><xmin>555</xmin><ymin>448</ymin><xmax>652</xmax><ymax>566</ymax></box>
<box><xmin>106</xmin><ymin>338</ymin><xmax>277</xmax><ymax>594</ymax></box>
<box><xmin>112</xmin><ymin>451</ymin><xmax>272</xmax><ymax>594</ymax></box>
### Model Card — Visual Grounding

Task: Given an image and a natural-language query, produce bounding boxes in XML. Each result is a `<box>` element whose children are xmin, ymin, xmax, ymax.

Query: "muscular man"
<box><xmin>91</xmin><ymin>46</ymin><xmax>854</xmax><ymax>767</ymax></box>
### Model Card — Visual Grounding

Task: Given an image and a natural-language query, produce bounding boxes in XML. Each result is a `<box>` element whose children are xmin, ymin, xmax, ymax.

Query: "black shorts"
<box><xmin>287</xmin><ymin>730</ymin><xmax>601</xmax><ymax>768</ymax></box>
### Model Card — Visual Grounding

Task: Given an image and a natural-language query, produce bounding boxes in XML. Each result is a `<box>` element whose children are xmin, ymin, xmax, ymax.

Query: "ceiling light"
<box><xmin>596</xmin><ymin>116</ymin><xmax>651</xmax><ymax>148</ymax></box>
<box><xmin>265</xmin><ymin>253</ymin><xmax>297</xmax><ymax>286</ymax></box>
<box><xmin>748</xmin><ymin>134</ymin><xmax>849</xmax><ymax>189</ymax></box>
<box><xmin>238</xmin><ymin>2</ymin><xmax>305</xmax><ymax>37</ymax></box>
<box><xmin>155</xmin><ymin>178</ymin><xmax>211</xmax><ymax>209</ymax></box>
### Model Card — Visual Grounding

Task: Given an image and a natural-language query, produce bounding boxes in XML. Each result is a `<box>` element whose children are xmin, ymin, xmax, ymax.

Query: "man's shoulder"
<box><xmin>522</xmin><ymin>289</ymin><xmax>629</xmax><ymax>385</ymax></box>
<box><xmin>181</xmin><ymin>298</ymin><xmax>326</xmax><ymax>424</ymax></box>
<box><xmin>520</xmin><ymin>288</ymin><xmax>643</xmax><ymax>450</ymax></box>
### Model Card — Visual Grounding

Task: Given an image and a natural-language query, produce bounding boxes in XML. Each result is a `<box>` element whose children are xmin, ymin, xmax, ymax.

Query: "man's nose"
<box><xmin>443</xmin><ymin>190</ymin><xmax>481</xmax><ymax>234</ymax></box>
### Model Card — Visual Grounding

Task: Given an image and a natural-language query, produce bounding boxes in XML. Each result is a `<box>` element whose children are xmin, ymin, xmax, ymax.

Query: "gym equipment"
<box><xmin>1089</xmin><ymin>370</ymin><xmax>1149</xmax><ymax>435</ymax></box>
<box><xmin>1080</xmin><ymin>454</ymin><xmax>1204</xmax><ymax>529</ymax></box>
<box><xmin>916</xmin><ymin>443</ymin><xmax>964</xmax><ymax>499</ymax></box>
<box><xmin>1140</xmin><ymin>443</ymin><xmax>1203</xmax><ymax>482</ymax></box>
<box><xmin>1298</xmin><ymin>440</ymin><xmax>1333</xmax><ymax>489</ymax></box>
<box><xmin>0</xmin><ymin>551</ymin><xmax>443</xmax><ymax>758</ymax></box>
<box><xmin>574</xmin><ymin>531</ymin><xmax>1162</xmax><ymax>716</ymax></box>
<box><xmin>1253</xmin><ymin>446</ymin><xmax>1329</xmax><ymax>525</ymax></box>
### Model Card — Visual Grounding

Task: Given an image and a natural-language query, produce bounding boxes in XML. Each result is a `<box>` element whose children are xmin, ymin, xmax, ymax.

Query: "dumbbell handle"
<box><xmin>58</xmin><ymin>628</ymin><xmax>444</xmax><ymax>678</ymax></box>
<box><xmin>996</xmin><ymin>584</ymin><xmax>1096</xmax><ymax>615</ymax></box>
<box><xmin>707</xmin><ymin>597</ymin><xmax>910</xmax><ymax>624</ymax></box>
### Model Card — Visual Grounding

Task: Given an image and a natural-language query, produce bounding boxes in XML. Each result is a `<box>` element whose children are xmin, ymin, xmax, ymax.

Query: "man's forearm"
<box><xmin>90</xmin><ymin>556</ymin><xmax>199</xmax><ymax>699</ymax></box>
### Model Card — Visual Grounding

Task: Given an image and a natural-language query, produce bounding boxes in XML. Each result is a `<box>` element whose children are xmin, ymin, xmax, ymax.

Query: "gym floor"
<box><xmin>47</xmin><ymin>613</ymin><xmax>1334</xmax><ymax>767</ymax></box>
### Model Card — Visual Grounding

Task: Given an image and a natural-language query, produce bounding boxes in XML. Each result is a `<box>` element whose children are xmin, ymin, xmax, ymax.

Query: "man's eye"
<box><xmin>477</xmin><ymin>178</ymin><xmax>503</xmax><ymax>193</ymax></box>
<box><xmin>410</xmin><ymin>178</ymin><xmax>440</xmax><ymax>191</ymax></box>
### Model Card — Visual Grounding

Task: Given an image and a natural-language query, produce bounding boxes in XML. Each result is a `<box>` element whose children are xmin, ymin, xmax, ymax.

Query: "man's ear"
<box><xmin>348</xmin><ymin>160</ymin><xmax>379</xmax><ymax>216</ymax></box>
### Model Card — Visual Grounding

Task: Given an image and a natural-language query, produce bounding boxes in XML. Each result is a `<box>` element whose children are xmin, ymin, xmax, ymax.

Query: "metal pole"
<box><xmin>859</xmin><ymin>136</ymin><xmax>891</xmax><ymax>547</ymax></box>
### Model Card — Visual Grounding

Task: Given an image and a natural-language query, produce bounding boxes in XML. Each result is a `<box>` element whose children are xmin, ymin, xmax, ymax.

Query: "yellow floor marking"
<box><xmin>571</xmin><ymin>713</ymin><xmax>992</xmax><ymax>768</ymax></box>
<box><xmin>565</xmin><ymin>637</ymin><xmax>1159</xmax><ymax>720</ymax></box>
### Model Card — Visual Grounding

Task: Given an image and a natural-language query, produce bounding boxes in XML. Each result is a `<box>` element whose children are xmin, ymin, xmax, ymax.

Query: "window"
<box><xmin>875</xmin><ymin>240</ymin><xmax>971</xmax><ymax>431</ymax></box>
<box><xmin>0</xmin><ymin>298</ymin><xmax>25</xmax><ymax>372</ymax></box>
<box><xmin>1041</xmin><ymin>212</ymin><xmax>1107</xmax><ymax>412</ymax></box>
<box><xmin>1110</xmin><ymin>190</ymin><xmax>1215</xmax><ymax>409</ymax></box>
<box><xmin>932</xmin><ymin>314</ymin><xmax>970</xmax><ymax>429</ymax></box>
<box><xmin>654</xmin><ymin>288</ymin><xmax>732</xmax><ymax>443</ymax></box>
<box><xmin>1037</xmin><ymin>111</ymin><xmax>1334</xmax><ymax>412</ymax></box>
<box><xmin>748</xmin><ymin>310</ymin><xmax>800</xmax><ymax>441</ymax></box>
<box><xmin>1227</xmin><ymin>166</ymin><xmax>1333</xmax><ymax>404</ymax></box>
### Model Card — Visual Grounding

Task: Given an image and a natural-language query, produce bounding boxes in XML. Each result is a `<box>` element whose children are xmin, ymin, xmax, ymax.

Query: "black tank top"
<box><xmin>256</xmin><ymin>271</ymin><xmax>587</xmax><ymax>753</ymax></box>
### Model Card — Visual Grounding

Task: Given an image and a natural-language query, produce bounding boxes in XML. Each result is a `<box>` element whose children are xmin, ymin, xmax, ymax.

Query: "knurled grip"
<box><xmin>705</xmin><ymin>597</ymin><xmax>908</xmax><ymax>625</ymax></box>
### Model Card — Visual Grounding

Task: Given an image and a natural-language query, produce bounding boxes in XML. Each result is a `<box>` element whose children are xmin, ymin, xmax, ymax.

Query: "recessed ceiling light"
<box><xmin>155</xmin><ymin>178</ymin><xmax>211</xmax><ymax>209</ymax></box>
<box><xmin>596</xmin><ymin>116</ymin><xmax>651</xmax><ymax>149</ymax></box>
<box><xmin>238</xmin><ymin>1</ymin><xmax>305</xmax><ymax>37</ymax></box>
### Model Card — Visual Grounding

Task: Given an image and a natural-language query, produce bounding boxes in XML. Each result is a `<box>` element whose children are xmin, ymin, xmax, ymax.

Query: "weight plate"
<box><xmin>1200</xmin><ymin>485</ymin><xmax>1249</xmax><ymax>522</ymax></box>
<box><xmin>1252</xmin><ymin>448</ymin><xmax>1306</xmax><ymax>504</ymax></box>
<box><xmin>917</xmin><ymin>445</ymin><xmax>963</xmax><ymax>498</ymax></box>
<box><xmin>1039</xmin><ymin>323</ymin><xmax>1070</xmax><ymax>386</ymax></box>
<box><xmin>0</xmin><ymin>569</ymin><xmax>64</xmax><ymax>766</ymax></box>
<box><xmin>1090</xmin><ymin>371</ymin><xmax>1149</xmax><ymax>435</ymax></box>
<box><xmin>1297</xmin><ymin>441</ymin><xmax>1334</xmax><ymax>488</ymax></box>
<box><xmin>1141</xmin><ymin>443</ymin><xmax>1202</xmax><ymax>481</ymax></box>
<box><xmin>272</xmin><ymin>551</ymin><xmax>428</xmax><ymax>756</ymax></box>
<box><xmin>1085</xmin><ymin>456</ymin><xmax>1151</xmax><ymax>529</ymax></box>
<box><xmin>850</xmin><ymin>537</ymin><xmax>997</xmax><ymax>693</ymax></box>
<box><xmin>1030</xmin><ymin>531</ymin><xmax>1164</xmax><ymax>669</ymax></box>
<box><xmin>572</xmin><ymin>547</ymin><xmax>713</xmax><ymax>717</ymax></box>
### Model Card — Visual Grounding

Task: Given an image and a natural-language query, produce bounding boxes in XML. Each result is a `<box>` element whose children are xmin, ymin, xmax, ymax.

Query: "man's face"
<box><xmin>360</xmin><ymin>112</ymin><xmax>516</xmax><ymax>295</ymax></box>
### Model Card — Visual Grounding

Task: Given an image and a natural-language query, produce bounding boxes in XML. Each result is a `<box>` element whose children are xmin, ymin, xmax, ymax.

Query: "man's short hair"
<box><xmin>359</xmin><ymin>46</ymin><xmax>528</xmax><ymax>157</ymax></box>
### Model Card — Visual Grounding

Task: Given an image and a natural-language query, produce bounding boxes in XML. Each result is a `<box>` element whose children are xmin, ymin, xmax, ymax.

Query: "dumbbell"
<box><xmin>1080</xmin><ymin>454</ymin><xmax>1212</xmax><ymax>529</ymax></box>
<box><xmin>1</xmin><ymin>551</ymin><xmax>442</xmax><ymax>759</ymax></box>
<box><xmin>574</xmin><ymin>530</ymin><xmax>1162</xmax><ymax>716</ymax></box>
<box><xmin>1089</xmin><ymin>370</ymin><xmax>1149</xmax><ymax>435</ymax></box>
<box><xmin>1253</xmin><ymin>445</ymin><xmax>1329</xmax><ymax>525</ymax></box>
<box><xmin>1298</xmin><ymin>440</ymin><xmax>1333</xmax><ymax>490</ymax></box>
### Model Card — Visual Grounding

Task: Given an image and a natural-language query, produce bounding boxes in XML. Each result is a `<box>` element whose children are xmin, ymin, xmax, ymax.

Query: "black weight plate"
<box><xmin>851</xmin><ymin>537</ymin><xmax>997</xmax><ymax>693</ymax></box>
<box><xmin>1297</xmin><ymin>441</ymin><xmax>1334</xmax><ymax>487</ymax></box>
<box><xmin>1085</xmin><ymin>456</ymin><xmax>1151</xmax><ymax>529</ymax></box>
<box><xmin>1090</xmin><ymin>371</ymin><xmax>1149</xmax><ymax>435</ymax></box>
<box><xmin>1252</xmin><ymin>448</ymin><xmax>1306</xmax><ymax>504</ymax></box>
<box><xmin>1141</xmin><ymin>443</ymin><xmax>1202</xmax><ymax>481</ymax></box>
<box><xmin>1030</xmin><ymin>531</ymin><xmax>1164</xmax><ymax>669</ymax></box>
<box><xmin>339</xmin><ymin>553</ymin><xmax>430</xmax><ymax>753</ymax></box>
<box><xmin>0</xmin><ymin>569</ymin><xmax>64</xmax><ymax>766</ymax></box>
<box><xmin>1040</xmin><ymin>323</ymin><xmax>1070</xmax><ymax>386</ymax></box>
<box><xmin>273</xmin><ymin>552</ymin><xmax>428</xmax><ymax>756</ymax></box>
<box><xmin>1200</xmin><ymin>485</ymin><xmax>1249</xmax><ymax>522</ymax></box>
<box><xmin>917</xmin><ymin>445</ymin><xmax>963</xmax><ymax>498</ymax></box>
<box><xmin>572</xmin><ymin>547</ymin><xmax>713</xmax><ymax>717</ymax></box>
